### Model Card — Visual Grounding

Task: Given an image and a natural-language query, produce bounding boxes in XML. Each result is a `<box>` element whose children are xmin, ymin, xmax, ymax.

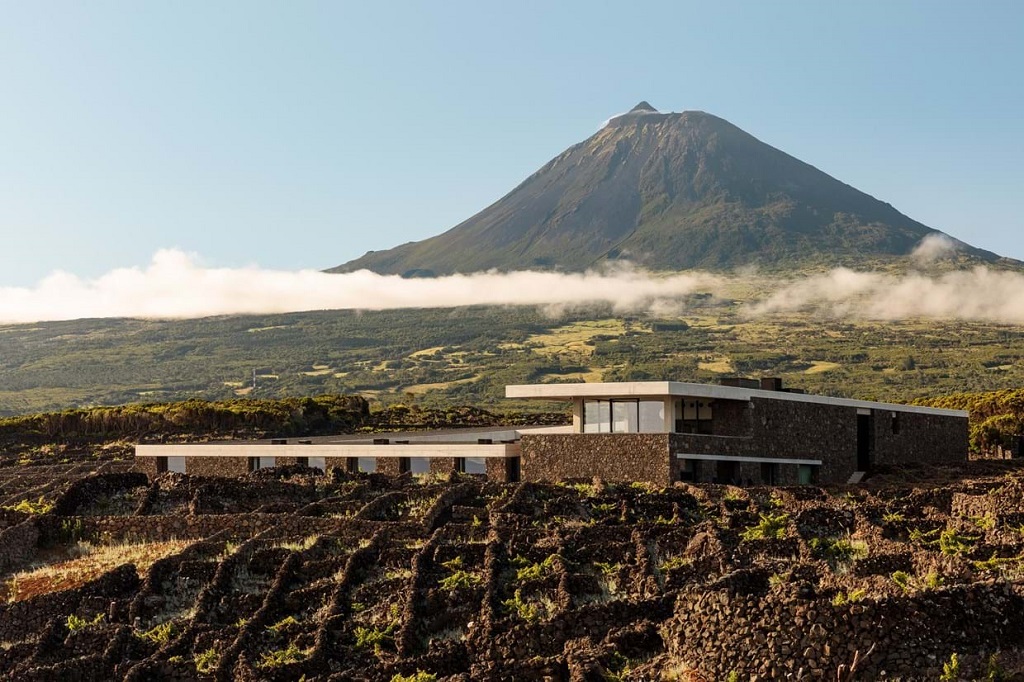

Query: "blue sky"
<box><xmin>1</xmin><ymin>1</ymin><xmax>1022</xmax><ymax>286</ymax></box>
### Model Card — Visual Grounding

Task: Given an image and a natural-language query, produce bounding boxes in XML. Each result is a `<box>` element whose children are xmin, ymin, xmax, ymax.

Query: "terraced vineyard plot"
<box><xmin>0</xmin><ymin>464</ymin><xmax>1024</xmax><ymax>679</ymax></box>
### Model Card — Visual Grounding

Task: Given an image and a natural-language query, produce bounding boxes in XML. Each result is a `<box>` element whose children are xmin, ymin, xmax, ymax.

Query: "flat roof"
<box><xmin>505</xmin><ymin>381</ymin><xmax>968</xmax><ymax>418</ymax></box>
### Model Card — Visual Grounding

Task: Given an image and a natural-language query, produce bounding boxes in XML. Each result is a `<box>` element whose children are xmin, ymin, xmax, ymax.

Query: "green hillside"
<box><xmin>2</xmin><ymin>301</ymin><xmax>1024</xmax><ymax>417</ymax></box>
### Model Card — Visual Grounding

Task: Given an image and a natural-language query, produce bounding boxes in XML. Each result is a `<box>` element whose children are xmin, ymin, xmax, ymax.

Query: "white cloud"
<box><xmin>0</xmin><ymin>249</ymin><xmax>723</xmax><ymax>323</ymax></box>
<box><xmin>3</xmin><ymin>246</ymin><xmax>1023</xmax><ymax>325</ymax></box>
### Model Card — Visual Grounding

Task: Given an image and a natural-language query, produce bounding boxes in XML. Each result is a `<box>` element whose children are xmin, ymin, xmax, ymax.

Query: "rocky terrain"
<box><xmin>0</xmin><ymin>459</ymin><xmax>1022</xmax><ymax>680</ymax></box>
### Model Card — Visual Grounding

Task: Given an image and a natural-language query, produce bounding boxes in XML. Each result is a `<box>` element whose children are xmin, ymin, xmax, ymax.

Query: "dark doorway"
<box><xmin>715</xmin><ymin>460</ymin><xmax>738</xmax><ymax>485</ymax></box>
<box><xmin>857</xmin><ymin>413</ymin><xmax>872</xmax><ymax>471</ymax></box>
<box><xmin>506</xmin><ymin>457</ymin><xmax>521</xmax><ymax>483</ymax></box>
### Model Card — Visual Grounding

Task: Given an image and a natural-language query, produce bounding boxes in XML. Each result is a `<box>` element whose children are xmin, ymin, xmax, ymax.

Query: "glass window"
<box><xmin>612</xmin><ymin>401</ymin><xmax>638</xmax><ymax>433</ymax></box>
<box><xmin>639</xmin><ymin>401</ymin><xmax>665</xmax><ymax>432</ymax></box>
<box><xmin>259</xmin><ymin>457</ymin><xmax>276</xmax><ymax>469</ymax></box>
<box><xmin>584</xmin><ymin>400</ymin><xmax>612</xmax><ymax>433</ymax></box>
<box><xmin>798</xmin><ymin>464</ymin><xmax>816</xmax><ymax>485</ymax></box>
<box><xmin>168</xmin><ymin>456</ymin><xmax>186</xmax><ymax>474</ymax></box>
<box><xmin>464</xmin><ymin>457</ymin><xmax>486</xmax><ymax>474</ymax></box>
<box><xmin>358</xmin><ymin>457</ymin><xmax>376</xmax><ymax>473</ymax></box>
<box><xmin>409</xmin><ymin>457</ymin><xmax>430</xmax><ymax>474</ymax></box>
<box><xmin>307</xmin><ymin>456</ymin><xmax>326</xmax><ymax>471</ymax></box>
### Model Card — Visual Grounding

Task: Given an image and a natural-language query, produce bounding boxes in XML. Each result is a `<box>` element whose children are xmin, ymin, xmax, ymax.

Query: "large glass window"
<box><xmin>612</xmin><ymin>401</ymin><xmax>638</xmax><ymax>433</ymax></box>
<box><xmin>638</xmin><ymin>401</ymin><xmax>665</xmax><ymax>432</ymax></box>
<box><xmin>167</xmin><ymin>456</ymin><xmax>186</xmax><ymax>474</ymax></box>
<box><xmin>584</xmin><ymin>399</ymin><xmax>665</xmax><ymax>433</ymax></box>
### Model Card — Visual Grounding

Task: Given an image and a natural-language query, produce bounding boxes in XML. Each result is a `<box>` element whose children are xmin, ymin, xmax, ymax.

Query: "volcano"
<box><xmin>331</xmin><ymin>103</ymin><xmax>998</xmax><ymax>275</ymax></box>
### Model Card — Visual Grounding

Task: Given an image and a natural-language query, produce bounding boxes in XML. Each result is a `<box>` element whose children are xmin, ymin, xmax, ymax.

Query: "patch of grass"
<box><xmin>882</xmin><ymin>511</ymin><xmax>905</xmax><ymax>523</ymax></box>
<box><xmin>4</xmin><ymin>539</ymin><xmax>190</xmax><ymax>602</ymax></box>
<box><xmin>355</xmin><ymin>623</ymin><xmax>397</xmax><ymax>655</ymax></box>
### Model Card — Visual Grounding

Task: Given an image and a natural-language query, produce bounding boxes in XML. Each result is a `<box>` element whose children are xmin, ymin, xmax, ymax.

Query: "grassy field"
<box><xmin>0</xmin><ymin>298</ymin><xmax>1023</xmax><ymax>416</ymax></box>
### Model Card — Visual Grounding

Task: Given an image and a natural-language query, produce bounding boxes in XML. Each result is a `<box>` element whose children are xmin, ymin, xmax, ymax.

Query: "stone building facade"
<box><xmin>134</xmin><ymin>379</ymin><xmax>968</xmax><ymax>487</ymax></box>
<box><xmin>509</xmin><ymin>379</ymin><xmax>968</xmax><ymax>486</ymax></box>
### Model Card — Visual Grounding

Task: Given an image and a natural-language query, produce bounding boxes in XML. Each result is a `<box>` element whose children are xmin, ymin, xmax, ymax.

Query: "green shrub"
<box><xmin>438</xmin><ymin>570</ymin><xmax>481</xmax><ymax>591</ymax></box>
<box><xmin>939</xmin><ymin>529</ymin><xmax>978</xmax><ymax>556</ymax></box>
<box><xmin>515</xmin><ymin>554</ymin><xmax>559</xmax><ymax>582</ymax></box>
<box><xmin>740</xmin><ymin>513</ymin><xmax>789</xmax><ymax>541</ymax></box>
<box><xmin>135</xmin><ymin>621</ymin><xmax>176</xmax><ymax>645</ymax></box>
<box><xmin>66</xmin><ymin>613</ymin><xmax>104</xmax><ymax>631</ymax></box>
<box><xmin>939</xmin><ymin>652</ymin><xmax>960</xmax><ymax>681</ymax></box>
<box><xmin>257</xmin><ymin>643</ymin><xmax>309</xmax><ymax>668</ymax></box>
<box><xmin>194</xmin><ymin>647</ymin><xmax>219</xmax><ymax>674</ymax></box>
<box><xmin>501</xmin><ymin>589</ymin><xmax>541</xmax><ymax>622</ymax></box>
<box><xmin>390</xmin><ymin>673</ymin><xmax>437</xmax><ymax>682</ymax></box>
<box><xmin>4</xmin><ymin>497</ymin><xmax>53</xmax><ymax>515</ymax></box>
<box><xmin>354</xmin><ymin>622</ymin><xmax>397</xmax><ymax>654</ymax></box>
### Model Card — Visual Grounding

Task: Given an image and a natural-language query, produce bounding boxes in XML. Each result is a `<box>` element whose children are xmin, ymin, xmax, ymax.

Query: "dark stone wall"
<box><xmin>710</xmin><ymin>399</ymin><xmax>752</xmax><ymax>436</ymax></box>
<box><xmin>667</xmin><ymin>582</ymin><xmax>1024</xmax><ymax>680</ymax></box>
<box><xmin>520</xmin><ymin>434</ymin><xmax>672</xmax><ymax>486</ymax></box>
<box><xmin>751</xmin><ymin>398</ymin><xmax>858</xmax><ymax>485</ymax></box>
<box><xmin>873</xmin><ymin>409</ymin><xmax>968</xmax><ymax>467</ymax></box>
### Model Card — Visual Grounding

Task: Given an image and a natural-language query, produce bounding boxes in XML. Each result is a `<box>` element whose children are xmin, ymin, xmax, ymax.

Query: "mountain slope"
<box><xmin>332</xmin><ymin>103</ymin><xmax>999</xmax><ymax>275</ymax></box>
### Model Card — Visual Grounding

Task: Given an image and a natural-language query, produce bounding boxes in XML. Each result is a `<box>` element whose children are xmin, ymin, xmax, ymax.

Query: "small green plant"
<box><xmin>502</xmin><ymin>589</ymin><xmax>541</xmax><ymax>622</ymax></box>
<box><xmin>725</xmin><ymin>672</ymin><xmax>741</xmax><ymax>682</ymax></box>
<box><xmin>390</xmin><ymin>672</ymin><xmax>437</xmax><ymax>682</ymax></box>
<box><xmin>939</xmin><ymin>652</ymin><xmax>960</xmax><ymax>681</ymax></box>
<box><xmin>591</xmin><ymin>502</ymin><xmax>617</xmax><ymax>514</ymax></box>
<box><xmin>970</xmin><ymin>514</ymin><xmax>996</xmax><ymax>531</ymax></box>
<box><xmin>194</xmin><ymin>647</ymin><xmax>219</xmax><ymax>674</ymax></box>
<box><xmin>809</xmin><ymin>536</ymin><xmax>868</xmax><ymax>566</ymax></box>
<box><xmin>594</xmin><ymin>561</ymin><xmax>620</xmax><ymax>576</ymax></box>
<box><xmin>768</xmin><ymin>571</ymin><xmax>791</xmax><ymax>587</ymax></box>
<box><xmin>658</xmin><ymin>555</ymin><xmax>691</xmax><ymax>571</ymax></box>
<box><xmin>58</xmin><ymin>518</ymin><xmax>85</xmax><ymax>544</ymax></box>
<box><xmin>471</xmin><ymin>515</ymin><xmax>482</xmax><ymax>527</ymax></box>
<box><xmin>355</xmin><ymin>622</ymin><xmax>398</xmax><ymax>655</ymax></box>
<box><xmin>891</xmin><ymin>570</ymin><xmax>913</xmax><ymax>593</ymax></box>
<box><xmin>440</xmin><ymin>556</ymin><xmax>464</xmax><ymax>570</ymax></box>
<box><xmin>135</xmin><ymin>621</ymin><xmax>176</xmax><ymax>645</ymax></box>
<box><xmin>257</xmin><ymin>643</ymin><xmax>309</xmax><ymax>668</ymax></box>
<box><xmin>832</xmin><ymin>588</ymin><xmax>867</xmax><ymax>605</ymax></box>
<box><xmin>882</xmin><ymin>511</ymin><xmax>905</xmax><ymax>523</ymax></box>
<box><xmin>66</xmin><ymin>612</ymin><xmax>104</xmax><ymax>631</ymax></box>
<box><xmin>350</xmin><ymin>602</ymin><xmax>366</xmax><ymax>613</ymax></box>
<box><xmin>234</xmin><ymin>617</ymin><xmax>250</xmax><ymax>628</ymax></box>
<box><xmin>939</xmin><ymin>529</ymin><xmax>978</xmax><ymax>556</ymax></box>
<box><xmin>4</xmin><ymin>497</ymin><xmax>53</xmax><ymax>515</ymax></box>
<box><xmin>438</xmin><ymin>570</ymin><xmax>482</xmax><ymax>590</ymax></box>
<box><xmin>923</xmin><ymin>572</ymin><xmax>945</xmax><ymax>589</ymax></box>
<box><xmin>740</xmin><ymin>512</ymin><xmax>789</xmax><ymax>541</ymax></box>
<box><xmin>515</xmin><ymin>554</ymin><xmax>559</xmax><ymax>582</ymax></box>
<box><xmin>909</xmin><ymin>527</ymin><xmax>939</xmax><ymax>546</ymax></box>
<box><xmin>267</xmin><ymin>615</ymin><xmax>300</xmax><ymax>633</ymax></box>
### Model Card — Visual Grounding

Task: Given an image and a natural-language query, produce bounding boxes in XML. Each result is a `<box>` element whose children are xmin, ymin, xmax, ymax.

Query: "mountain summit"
<box><xmin>332</xmin><ymin>106</ymin><xmax>998</xmax><ymax>275</ymax></box>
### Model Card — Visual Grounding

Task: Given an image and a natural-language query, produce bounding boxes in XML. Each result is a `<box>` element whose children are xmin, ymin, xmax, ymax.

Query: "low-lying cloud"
<box><xmin>749</xmin><ymin>266</ymin><xmax>1024</xmax><ymax>323</ymax></box>
<box><xmin>0</xmin><ymin>249</ymin><xmax>722</xmax><ymax>324</ymax></box>
<box><xmin>2</xmin><ymin>248</ymin><xmax>1023</xmax><ymax>325</ymax></box>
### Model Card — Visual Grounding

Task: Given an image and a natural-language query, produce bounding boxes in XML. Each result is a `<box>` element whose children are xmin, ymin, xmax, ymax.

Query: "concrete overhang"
<box><xmin>505</xmin><ymin>381</ymin><xmax>968</xmax><ymax>419</ymax></box>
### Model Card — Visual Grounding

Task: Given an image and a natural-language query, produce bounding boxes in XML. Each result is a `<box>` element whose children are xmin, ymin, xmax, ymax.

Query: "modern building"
<box><xmin>134</xmin><ymin>378</ymin><xmax>969</xmax><ymax>486</ymax></box>
<box><xmin>507</xmin><ymin>378</ymin><xmax>968</xmax><ymax>486</ymax></box>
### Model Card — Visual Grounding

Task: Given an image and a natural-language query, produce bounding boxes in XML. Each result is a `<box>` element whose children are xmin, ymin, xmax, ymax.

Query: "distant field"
<box><xmin>0</xmin><ymin>299</ymin><xmax>1023</xmax><ymax>415</ymax></box>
